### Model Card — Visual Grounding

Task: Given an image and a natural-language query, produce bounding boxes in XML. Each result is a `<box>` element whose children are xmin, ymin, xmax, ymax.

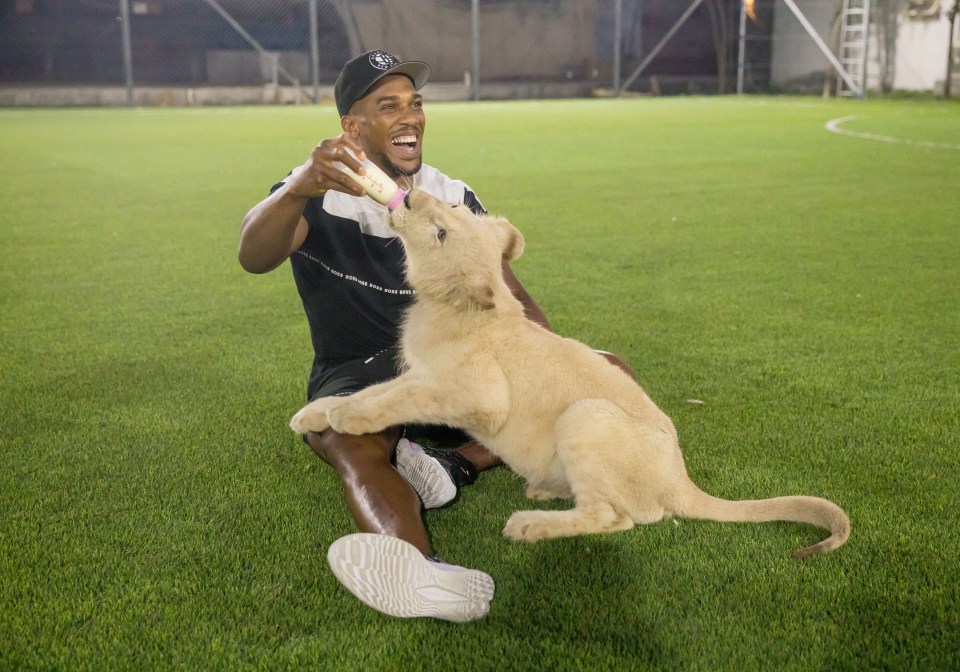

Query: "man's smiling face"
<box><xmin>343</xmin><ymin>74</ymin><xmax>425</xmax><ymax>181</ymax></box>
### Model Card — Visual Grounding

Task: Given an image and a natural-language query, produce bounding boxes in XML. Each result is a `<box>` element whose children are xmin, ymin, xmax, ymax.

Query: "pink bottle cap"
<box><xmin>386</xmin><ymin>188</ymin><xmax>407</xmax><ymax>211</ymax></box>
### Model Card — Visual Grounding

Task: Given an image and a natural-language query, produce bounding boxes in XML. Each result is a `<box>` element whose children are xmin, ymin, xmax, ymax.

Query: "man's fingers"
<box><xmin>302</xmin><ymin>142</ymin><xmax>362</xmax><ymax>196</ymax></box>
<box><xmin>329</xmin><ymin>166</ymin><xmax>366</xmax><ymax>197</ymax></box>
<box><xmin>335</xmin><ymin>133</ymin><xmax>367</xmax><ymax>161</ymax></box>
<box><xmin>328</xmin><ymin>140</ymin><xmax>365</xmax><ymax>173</ymax></box>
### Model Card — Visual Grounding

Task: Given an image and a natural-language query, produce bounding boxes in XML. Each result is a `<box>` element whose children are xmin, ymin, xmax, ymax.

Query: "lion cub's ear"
<box><xmin>492</xmin><ymin>216</ymin><xmax>525</xmax><ymax>262</ymax></box>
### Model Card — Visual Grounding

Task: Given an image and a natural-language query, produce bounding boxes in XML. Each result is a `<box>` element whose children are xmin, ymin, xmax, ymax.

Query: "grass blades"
<box><xmin>1</xmin><ymin>97</ymin><xmax>958</xmax><ymax>670</ymax></box>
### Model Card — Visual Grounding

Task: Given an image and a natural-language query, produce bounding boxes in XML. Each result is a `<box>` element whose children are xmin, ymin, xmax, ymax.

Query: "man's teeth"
<box><xmin>393</xmin><ymin>136</ymin><xmax>417</xmax><ymax>146</ymax></box>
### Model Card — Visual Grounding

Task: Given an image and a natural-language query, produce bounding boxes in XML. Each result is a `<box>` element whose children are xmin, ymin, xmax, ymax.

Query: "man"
<box><xmin>239</xmin><ymin>50</ymin><xmax>551</xmax><ymax>623</ymax></box>
<box><xmin>240</xmin><ymin>50</ymin><xmax>632</xmax><ymax>622</ymax></box>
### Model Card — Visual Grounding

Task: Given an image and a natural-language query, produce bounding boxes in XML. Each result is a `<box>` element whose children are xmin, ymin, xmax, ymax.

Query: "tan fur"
<box><xmin>290</xmin><ymin>190</ymin><xmax>850</xmax><ymax>558</ymax></box>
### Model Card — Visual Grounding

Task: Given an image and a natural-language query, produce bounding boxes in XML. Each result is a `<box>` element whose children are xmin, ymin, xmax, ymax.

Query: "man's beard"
<box><xmin>378</xmin><ymin>153</ymin><xmax>422</xmax><ymax>185</ymax></box>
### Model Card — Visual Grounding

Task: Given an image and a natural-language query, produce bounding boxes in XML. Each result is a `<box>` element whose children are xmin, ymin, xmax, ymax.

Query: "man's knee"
<box><xmin>595</xmin><ymin>350</ymin><xmax>635</xmax><ymax>378</ymax></box>
<box><xmin>306</xmin><ymin>427</ymin><xmax>401</xmax><ymax>468</ymax></box>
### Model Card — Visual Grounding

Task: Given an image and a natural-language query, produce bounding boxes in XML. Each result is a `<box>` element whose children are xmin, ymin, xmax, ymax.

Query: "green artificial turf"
<box><xmin>1</xmin><ymin>96</ymin><xmax>958</xmax><ymax>670</ymax></box>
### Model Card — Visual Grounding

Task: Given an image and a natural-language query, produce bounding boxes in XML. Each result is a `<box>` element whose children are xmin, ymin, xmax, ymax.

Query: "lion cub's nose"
<box><xmin>403</xmin><ymin>190</ymin><xmax>412</xmax><ymax>210</ymax></box>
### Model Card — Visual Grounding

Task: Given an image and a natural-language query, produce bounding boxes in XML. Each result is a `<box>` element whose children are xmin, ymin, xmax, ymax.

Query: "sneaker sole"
<box><xmin>327</xmin><ymin>533</ymin><xmax>495</xmax><ymax>622</ymax></box>
<box><xmin>395</xmin><ymin>439</ymin><xmax>457</xmax><ymax>509</ymax></box>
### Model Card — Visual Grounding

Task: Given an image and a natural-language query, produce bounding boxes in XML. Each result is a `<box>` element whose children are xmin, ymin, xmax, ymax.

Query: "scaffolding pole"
<box><xmin>309</xmin><ymin>0</ymin><xmax>319</xmax><ymax>103</ymax></box>
<box><xmin>472</xmin><ymin>0</ymin><xmax>480</xmax><ymax>101</ymax></box>
<box><xmin>737</xmin><ymin>0</ymin><xmax>748</xmax><ymax>94</ymax></box>
<box><xmin>613</xmin><ymin>0</ymin><xmax>623</xmax><ymax>95</ymax></box>
<box><xmin>119</xmin><ymin>0</ymin><xmax>134</xmax><ymax>106</ymax></box>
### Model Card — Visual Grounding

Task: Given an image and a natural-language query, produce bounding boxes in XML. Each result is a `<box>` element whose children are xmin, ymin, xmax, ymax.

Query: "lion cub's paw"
<box><xmin>503</xmin><ymin>511</ymin><xmax>550</xmax><ymax>542</ymax></box>
<box><xmin>325</xmin><ymin>402</ymin><xmax>384</xmax><ymax>437</ymax></box>
<box><xmin>289</xmin><ymin>403</ymin><xmax>331</xmax><ymax>435</ymax></box>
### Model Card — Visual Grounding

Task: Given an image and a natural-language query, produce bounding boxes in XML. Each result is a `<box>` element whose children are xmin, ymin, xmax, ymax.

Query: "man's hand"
<box><xmin>239</xmin><ymin>134</ymin><xmax>374</xmax><ymax>273</ymax></box>
<box><xmin>285</xmin><ymin>134</ymin><xmax>369</xmax><ymax>200</ymax></box>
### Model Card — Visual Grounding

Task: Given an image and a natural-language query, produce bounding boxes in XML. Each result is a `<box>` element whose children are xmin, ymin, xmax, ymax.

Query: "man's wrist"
<box><xmin>280</xmin><ymin>178</ymin><xmax>319</xmax><ymax>202</ymax></box>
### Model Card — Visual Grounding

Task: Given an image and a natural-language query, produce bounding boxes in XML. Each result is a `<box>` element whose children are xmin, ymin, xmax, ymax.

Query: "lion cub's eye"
<box><xmin>437</xmin><ymin>228</ymin><xmax>447</xmax><ymax>242</ymax></box>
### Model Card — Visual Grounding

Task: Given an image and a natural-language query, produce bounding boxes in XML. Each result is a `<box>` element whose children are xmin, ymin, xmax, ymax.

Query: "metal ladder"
<box><xmin>837</xmin><ymin>0</ymin><xmax>871</xmax><ymax>97</ymax></box>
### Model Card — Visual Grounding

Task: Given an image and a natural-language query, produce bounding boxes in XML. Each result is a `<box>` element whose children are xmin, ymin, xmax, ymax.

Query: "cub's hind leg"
<box><xmin>524</xmin><ymin>482</ymin><xmax>572</xmax><ymax>501</ymax></box>
<box><xmin>502</xmin><ymin>399</ymin><xmax>637</xmax><ymax>542</ymax></box>
<box><xmin>503</xmin><ymin>501</ymin><xmax>633</xmax><ymax>541</ymax></box>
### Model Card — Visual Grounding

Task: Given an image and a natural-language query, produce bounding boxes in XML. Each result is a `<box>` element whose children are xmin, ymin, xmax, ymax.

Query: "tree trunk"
<box><xmin>706</xmin><ymin>0</ymin><xmax>733</xmax><ymax>94</ymax></box>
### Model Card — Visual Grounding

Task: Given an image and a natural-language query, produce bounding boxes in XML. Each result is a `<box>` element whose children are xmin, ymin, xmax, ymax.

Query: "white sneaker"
<box><xmin>327</xmin><ymin>533</ymin><xmax>495</xmax><ymax>623</ymax></box>
<box><xmin>395</xmin><ymin>438</ymin><xmax>457</xmax><ymax>509</ymax></box>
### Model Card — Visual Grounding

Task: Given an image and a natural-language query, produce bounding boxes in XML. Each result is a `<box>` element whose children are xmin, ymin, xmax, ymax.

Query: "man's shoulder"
<box><xmin>417</xmin><ymin>164</ymin><xmax>468</xmax><ymax>197</ymax></box>
<box><xmin>418</xmin><ymin>164</ymin><xmax>485</xmax><ymax>214</ymax></box>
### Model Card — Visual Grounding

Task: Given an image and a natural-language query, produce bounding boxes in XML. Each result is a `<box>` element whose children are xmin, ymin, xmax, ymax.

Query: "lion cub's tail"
<box><xmin>676</xmin><ymin>485</ymin><xmax>850</xmax><ymax>559</ymax></box>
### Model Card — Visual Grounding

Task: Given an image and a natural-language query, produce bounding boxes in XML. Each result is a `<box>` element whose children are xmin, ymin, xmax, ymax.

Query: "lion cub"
<box><xmin>290</xmin><ymin>189</ymin><xmax>849</xmax><ymax>558</ymax></box>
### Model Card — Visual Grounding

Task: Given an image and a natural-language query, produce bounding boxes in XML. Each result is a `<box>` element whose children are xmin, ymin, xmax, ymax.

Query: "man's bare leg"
<box><xmin>306</xmin><ymin>426</ymin><xmax>494</xmax><ymax>621</ymax></box>
<box><xmin>306</xmin><ymin>427</ymin><xmax>432</xmax><ymax>554</ymax></box>
<box><xmin>456</xmin><ymin>439</ymin><xmax>502</xmax><ymax>471</ymax></box>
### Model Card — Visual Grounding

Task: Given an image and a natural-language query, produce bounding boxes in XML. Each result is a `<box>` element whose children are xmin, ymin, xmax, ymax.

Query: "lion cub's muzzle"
<box><xmin>402</xmin><ymin>187</ymin><xmax>431</xmax><ymax>210</ymax></box>
<box><xmin>388</xmin><ymin>188</ymin><xmax>428</xmax><ymax>232</ymax></box>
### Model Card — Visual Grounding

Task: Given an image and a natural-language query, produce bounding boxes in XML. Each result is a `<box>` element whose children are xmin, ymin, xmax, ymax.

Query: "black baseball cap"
<box><xmin>334</xmin><ymin>50</ymin><xmax>431</xmax><ymax>117</ymax></box>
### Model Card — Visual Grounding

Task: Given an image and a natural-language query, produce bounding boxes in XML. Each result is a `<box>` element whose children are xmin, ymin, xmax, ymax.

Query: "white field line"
<box><xmin>825</xmin><ymin>115</ymin><xmax>960</xmax><ymax>151</ymax></box>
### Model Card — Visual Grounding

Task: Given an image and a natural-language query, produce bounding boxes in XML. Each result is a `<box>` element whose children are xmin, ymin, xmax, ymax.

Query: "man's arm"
<box><xmin>238</xmin><ymin>185</ymin><xmax>310</xmax><ymax>274</ymax></box>
<box><xmin>463</xmin><ymin>188</ymin><xmax>550</xmax><ymax>329</ymax></box>
<box><xmin>502</xmin><ymin>261</ymin><xmax>551</xmax><ymax>330</ymax></box>
<box><xmin>238</xmin><ymin>135</ymin><xmax>368</xmax><ymax>274</ymax></box>
<box><xmin>505</xmin><ymin>261</ymin><xmax>633</xmax><ymax>376</ymax></box>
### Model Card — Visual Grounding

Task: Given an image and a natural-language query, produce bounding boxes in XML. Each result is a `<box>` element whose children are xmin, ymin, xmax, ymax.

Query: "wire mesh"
<box><xmin>0</xmin><ymin>0</ymin><xmax>831</xmax><ymax>103</ymax></box>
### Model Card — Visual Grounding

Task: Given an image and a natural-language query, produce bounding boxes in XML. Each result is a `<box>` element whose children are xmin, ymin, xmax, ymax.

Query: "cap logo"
<box><xmin>368</xmin><ymin>51</ymin><xmax>399</xmax><ymax>71</ymax></box>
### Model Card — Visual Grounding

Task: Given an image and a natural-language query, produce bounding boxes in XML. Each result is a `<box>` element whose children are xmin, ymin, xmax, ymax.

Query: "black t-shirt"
<box><xmin>270</xmin><ymin>164</ymin><xmax>485</xmax><ymax>391</ymax></box>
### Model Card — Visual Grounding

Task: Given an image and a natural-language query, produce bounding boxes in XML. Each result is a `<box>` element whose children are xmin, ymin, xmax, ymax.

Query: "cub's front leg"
<box><xmin>322</xmin><ymin>374</ymin><xmax>456</xmax><ymax>436</ymax></box>
<box><xmin>288</xmin><ymin>376</ymin><xmax>426</xmax><ymax>437</ymax></box>
<box><xmin>288</xmin><ymin>392</ymin><xmax>393</xmax><ymax>437</ymax></box>
<box><xmin>324</xmin><ymin>392</ymin><xmax>395</xmax><ymax>436</ymax></box>
<box><xmin>289</xmin><ymin>396</ymin><xmax>342</xmax><ymax>434</ymax></box>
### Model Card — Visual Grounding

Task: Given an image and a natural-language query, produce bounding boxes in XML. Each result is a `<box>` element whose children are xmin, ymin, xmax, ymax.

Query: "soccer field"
<box><xmin>1</xmin><ymin>96</ymin><xmax>958</xmax><ymax>670</ymax></box>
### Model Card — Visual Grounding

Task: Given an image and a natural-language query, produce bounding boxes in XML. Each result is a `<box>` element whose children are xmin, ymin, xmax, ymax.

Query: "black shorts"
<box><xmin>308</xmin><ymin>348</ymin><xmax>401</xmax><ymax>401</ymax></box>
<box><xmin>304</xmin><ymin>349</ymin><xmax>469</xmax><ymax>447</ymax></box>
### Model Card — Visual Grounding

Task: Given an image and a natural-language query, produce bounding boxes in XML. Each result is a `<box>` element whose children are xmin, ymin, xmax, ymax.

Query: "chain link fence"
<box><xmin>1</xmin><ymin>0</ymin><xmax>873</xmax><ymax>106</ymax></box>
